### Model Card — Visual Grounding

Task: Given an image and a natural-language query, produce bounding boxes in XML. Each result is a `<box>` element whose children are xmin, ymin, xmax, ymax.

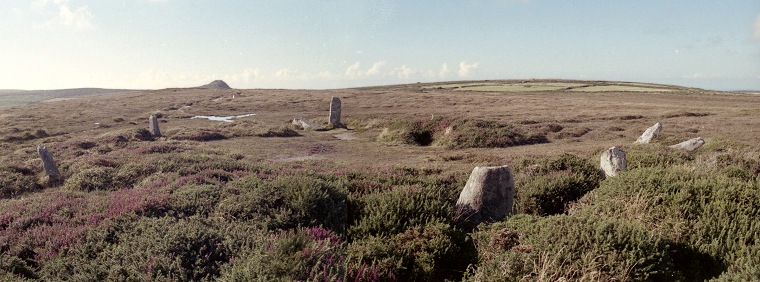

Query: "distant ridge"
<box><xmin>0</xmin><ymin>88</ymin><xmax>138</xmax><ymax>108</ymax></box>
<box><xmin>199</xmin><ymin>80</ymin><xmax>232</xmax><ymax>90</ymax></box>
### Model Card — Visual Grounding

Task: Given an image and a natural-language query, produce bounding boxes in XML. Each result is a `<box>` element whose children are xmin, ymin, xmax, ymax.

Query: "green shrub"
<box><xmin>348</xmin><ymin>185</ymin><xmax>454</xmax><ymax>238</ymax></box>
<box><xmin>467</xmin><ymin>214</ymin><xmax>681</xmax><ymax>281</ymax></box>
<box><xmin>63</xmin><ymin>167</ymin><xmax>116</xmax><ymax>191</ymax></box>
<box><xmin>515</xmin><ymin>154</ymin><xmax>603</xmax><ymax>215</ymax></box>
<box><xmin>220</xmin><ymin>227</ymin><xmax>380</xmax><ymax>282</ymax></box>
<box><xmin>0</xmin><ymin>254</ymin><xmax>38</xmax><ymax>280</ymax></box>
<box><xmin>215</xmin><ymin>175</ymin><xmax>347</xmax><ymax>232</ymax></box>
<box><xmin>167</xmin><ymin>184</ymin><xmax>221</xmax><ymax>218</ymax></box>
<box><xmin>348</xmin><ymin>221</ymin><xmax>473</xmax><ymax>281</ymax></box>
<box><xmin>626</xmin><ymin>144</ymin><xmax>693</xmax><ymax>170</ymax></box>
<box><xmin>42</xmin><ymin>217</ymin><xmax>229</xmax><ymax>281</ymax></box>
<box><xmin>377</xmin><ymin>116</ymin><xmax>548</xmax><ymax>149</ymax></box>
<box><xmin>168</xmin><ymin>128</ymin><xmax>227</xmax><ymax>141</ymax></box>
<box><xmin>255</xmin><ymin>126</ymin><xmax>301</xmax><ymax>137</ymax></box>
<box><xmin>0</xmin><ymin>165</ymin><xmax>41</xmax><ymax>198</ymax></box>
<box><xmin>571</xmin><ymin>167</ymin><xmax>760</xmax><ymax>278</ymax></box>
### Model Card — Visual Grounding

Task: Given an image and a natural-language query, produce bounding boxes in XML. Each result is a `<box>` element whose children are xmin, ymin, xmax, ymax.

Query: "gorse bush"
<box><xmin>348</xmin><ymin>185</ymin><xmax>453</xmax><ymax>238</ymax></box>
<box><xmin>468</xmin><ymin>214</ymin><xmax>681</xmax><ymax>281</ymax></box>
<box><xmin>571</xmin><ymin>166</ymin><xmax>760</xmax><ymax>280</ymax></box>
<box><xmin>221</xmin><ymin>227</ymin><xmax>380</xmax><ymax>282</ymax></box>
<box><xmin>626</xmin><ymin>144</ymin><xmax>693</xmax><ymax>170</ymax></box>
<box><xmin>514</xmin><ymin>154</ymin><xmax>603</xmax><ymax>215</ymax></box>
<box><xmin>377</xmin><ymin>116</ymin><xmax>548</xmax><ymax>149</ymax></box>
<box><xmin>348</xmin><ymin>220</ymin><xmax>473</xmax><ymax>281</ymax></box>
<box><xmin>0</xmin><ymin>164</ymin><xmax>41</xmax><ymax>198</ymax></box>
<box><xmin>42</xmin><ymin>217</ymin><xmax>229</xmax><ymax>281</ymax></box>
<box><xmin>216</xmin><ymin>175</ymin><xmax>347</xmax><ymax>232</ymax></box>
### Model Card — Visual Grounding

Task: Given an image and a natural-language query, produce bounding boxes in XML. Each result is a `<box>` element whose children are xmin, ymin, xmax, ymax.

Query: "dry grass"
<box><xmin>1</xmin><ymin>80</ymin><xmax>759</xmax><ymax>174</ymax></box>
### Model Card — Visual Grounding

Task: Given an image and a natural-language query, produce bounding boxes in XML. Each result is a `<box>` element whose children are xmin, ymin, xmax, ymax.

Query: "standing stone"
<box><xmin>635</xmin><ymin>122</ymin><xmax>662</xmax><ymax>144</ymax></box>
<box><xmin>329</xmin><ymin>96</ymin><xmax>342</xmax><ymax>126</ymax></box>
<box><xmin>600</xmin><ymin>146</ymin><xmax>627</xmax><ymax>178</ymax></box>
<box><xmin>456</xmin><ymin>165</ymin><xmax>515</xmax><ymax>223</ymax></box>
<box><xmin>670</xmin><ymin>137</ymin><xmax>705</xmax><ymax>151</ymax></box>
<box><xmin>37</xmin><ymin>144</ymin><xmax>61</xmax><ymax>184</ymax></box>
<box><xmin>149</xmin><ymin>115</ymin><xmax>161</xmax><ymax>137</ymax></box>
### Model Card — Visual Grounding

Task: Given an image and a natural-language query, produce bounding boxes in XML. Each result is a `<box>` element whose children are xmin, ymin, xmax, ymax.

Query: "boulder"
<box><xmin>669</xmin><ymin>137</ymin><xmax>705</xmax><ymax>151</ymax></box>
<box><xmin>600</xmin><ymin>146</ymin><xmax>627</xmax><ymax>178</ymax></box>
<box><xmin>635</xmin><ymin>122</ymin><xmax>662</xmax><ymax>144</ymax></box>
<box><xmin>37</xmin><ymin>144</ymin><xmax>62</xmax><ymax>184</ymax></box>
<box><xmin>292</xmin><ymin>118</ymin><xmax>324</xmax><ymax>130</ymax></box>
<box><xmin>456</xmin><ymin>165</ymin><xmax>515</xmax><ymax>223</ymax></box>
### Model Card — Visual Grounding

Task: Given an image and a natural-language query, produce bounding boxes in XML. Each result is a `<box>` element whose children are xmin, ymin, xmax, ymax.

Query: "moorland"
<box><xmin>1</xmin><ymin>79</ymin><xmax>759</xmax><ymax>281</ymax></box>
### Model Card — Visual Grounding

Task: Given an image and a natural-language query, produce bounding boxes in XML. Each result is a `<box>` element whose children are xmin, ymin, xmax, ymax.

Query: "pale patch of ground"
<box><xmin>570</xmin><ymin>85</ymin><xmax>674</xmax><ymax>92</ymax></box>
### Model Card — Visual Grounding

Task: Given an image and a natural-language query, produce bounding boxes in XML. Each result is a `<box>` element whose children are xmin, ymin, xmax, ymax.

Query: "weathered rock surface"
<box><xmin>37</xmin><ymin>144</ymin><xmax>61</xmax><ymax>183</ymax></box>
<box><xmin>149</xmin><ymin>115</ymin><xmax>161</xmax><ymax>137</ymax></box>
<box><xmin>456</xmin><ymin>165</ymin><xmax>515</xmax><ymax>223</ymax></box>
<box><xmin>635</xmin><ymin>122</ymin><xmax>662</xmax><ymax>144</ymax></box>
<box><xmin>329</xmin><ymin>96</ymin><xmax>342</xmax><ymax>126</ymax></box>
<box><xmin>292</xmin><ymin>118</ymin><xmax>324</xmax><ymax>130</ymax></box>
<box><xmin>600</xmin><ymin>146</ymin><xmax>627</xmax><ymax>178</ymax></box>
<box><xmin>670</xmin><ymin>137</ymin><xmax>705</xmax><ymax>151</ymax></box>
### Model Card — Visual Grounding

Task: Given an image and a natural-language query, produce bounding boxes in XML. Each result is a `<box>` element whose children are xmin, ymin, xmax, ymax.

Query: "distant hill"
<box><xmin>0</xmin><ymin>88</ymin><xmax>139</xmax><ymax>108</ymax></box>
<box><xmin>198</xmin><ymin>80</ymin><xmax>232</xmax><ymax>90</ymax></box>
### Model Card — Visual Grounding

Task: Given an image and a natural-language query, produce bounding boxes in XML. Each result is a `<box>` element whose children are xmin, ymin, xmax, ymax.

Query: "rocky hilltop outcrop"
<box><xmin>199</xmin><ymin>80</ymin><xmax>232</xmax><ymax>90</ymax></box>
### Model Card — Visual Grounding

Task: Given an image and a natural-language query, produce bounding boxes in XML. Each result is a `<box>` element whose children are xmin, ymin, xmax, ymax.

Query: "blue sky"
<box><xmin>1</xmin><ymin>0</ymin><xmax>759</xmax><ymax>90</ymax></box>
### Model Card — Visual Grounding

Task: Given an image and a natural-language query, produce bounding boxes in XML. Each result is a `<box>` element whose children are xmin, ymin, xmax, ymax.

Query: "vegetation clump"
<box><xmin>377</xmin><ymin>116</ymin><xmax>548</xmax><ymax>149</ymax></box>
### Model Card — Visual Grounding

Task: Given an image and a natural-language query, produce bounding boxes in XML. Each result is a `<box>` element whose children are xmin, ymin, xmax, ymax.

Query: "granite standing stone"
<box><xmin>149</xmin><ymin>115</ymin><xmax>161</xmax><ymax>137</ymax></box>
<box><xmin>329</xmin><ymin>96</ymin><xmax>342</xmax><ymax>126</ymax></box>
<box><xmin>456</xmin><ymin>165</ymin><xmax>515</xmax><ymax>223</ymax></box>
<box><xmin>670</xmin><ymin>137</ymin><xmax>705</xmax><ymax>151</ymax></box>
<box><xmin>635</xmin><ymin>122</ymin><xmax>662</xmax><ymax>144</ymax></box>
<box><xmin>37</xmin><ymin>144</ymin><xmax>61</xmax><ymax>183</ymax></box>
<box><xmin>600</xmin><ymin>146</ymin><xmax>628</xmax><ymax>178</ymax></box>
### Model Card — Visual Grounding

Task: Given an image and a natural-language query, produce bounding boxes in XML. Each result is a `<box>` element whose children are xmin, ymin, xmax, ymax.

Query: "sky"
<box><xmin>1</xmin><ymin>0</ymin><xmax>759</xmax><ymax>91</ymax></box>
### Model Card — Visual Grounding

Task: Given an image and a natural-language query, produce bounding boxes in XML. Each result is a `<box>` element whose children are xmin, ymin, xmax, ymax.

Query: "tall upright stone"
<box><xmin>329</xmin><ymin>96</ymin><xmax>342</xmax><ymax>126</ymax></box>
<box><xmin>635</xmin><ymin>122</ymin><xmax>662</xmax><ymax>144</ymax></box>
<box><xmin>670</xmin><ymin>137</ymin><xmax>705</xmax><ymax>151</ymax></box>
<box><xmin>149</xmin><ymin>115</ymin><xmax>161</xmax><ymax>137</ymax></box>
<box><xmin>600</xmin><ymin>146</ymin><xmax>627</xmax><ymax>178</ymax></box>
<box><xmin>456</xmin><ymin>165</ymin><xmax>515</xmax><ymax>223</ymax></box>
<box><xmin>37</xmin><ymin>144</ymin><xmax>61</xmax><ymax>184</ymax></box>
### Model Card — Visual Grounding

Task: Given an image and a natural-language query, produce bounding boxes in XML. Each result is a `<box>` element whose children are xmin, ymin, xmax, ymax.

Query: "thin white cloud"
<box><xmin>31</xmin><ymin>0</ymin><xmax>95</xmax><ymax>30</ymax></box>
<box><xmin>57</xmin><ymin>4</ymin><xmax>94</xmax><ymax>29</ymax></box>
<box><xmin>391</xmin><ymin>65</ymin><xmax>413</xmax><ymax>79</ymax></box>
<box><xmin>753</xmin><ymin>12</ymin><xmax>760</xmax><ymax>41</ymax></box>
<box><xmin>366</xmin><ymin>61</ymin><xmax>386</xmax><ymax>76</ymax></box>
<box><xmin>274</xmin><ymin>68</ymin><xmax>293</xmax><ymax>79</ymax></box>
<box><xmin>458</xmin><ymin>61</ymin><xmax>479</xmax><ymax>77</ymax></box>
<box><xmin>682</xmin><ymin>73</ymin><xmax>720</xmax><ymax>79</ymax></box>
<box><xmin>439</xmin><ymin>63</ymin><xmax>450</xmax><ymax>78</ymax></box>
<box><xmin>345</xmin><ymin>61</ymin><xmax>387</xmax><ymax>78</ymax></box>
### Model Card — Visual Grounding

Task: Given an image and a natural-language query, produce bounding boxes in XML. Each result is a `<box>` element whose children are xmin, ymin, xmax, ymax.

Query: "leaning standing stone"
<box><xmin>292</xmin><ymin>117</ymin><xmax>324</xmax><ymax>131</ymax></box>
<box><xmin>149</xmin><ymin>115</ymin><xmax>161</xmax><ymax>137</ymax></box>
<box><xmin>600</xmin><ymin>146</ymin><xmax>627</xmax><ymax>178</ymax></box>
<box><xmin>37</xmin><ymin>144</ymin><xmax>62</xmax><ymax>184</ymax></box>
<box><xmin>669</xmin><ymin>137</ymin><xmax>705</xmax><ymax>151</ymax></box>
<box><xmin>329</xmin><ymin>96</ymin><xmax>342</xmax><ymax>126</ymax></box>
<box><xmin>456</xmin><ymin>165</ymin><xmax>515</xmax><ymax>223</ymax></box>
<box><xmin>635</xmin><ymin>122</ymin><xmax>662</xmax><ymax>144</ymax></box>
